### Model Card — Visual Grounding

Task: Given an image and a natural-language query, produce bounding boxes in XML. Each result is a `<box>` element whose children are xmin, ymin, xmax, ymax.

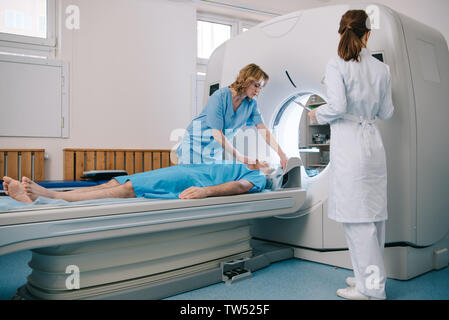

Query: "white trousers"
<box><xmin>343</xmin><ymin>221</ymin><xmax>387</xmax><ymax>299</ymax></box>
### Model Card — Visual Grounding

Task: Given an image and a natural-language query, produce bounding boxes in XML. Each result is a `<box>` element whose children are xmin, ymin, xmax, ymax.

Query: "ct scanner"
<box><xmin>204</xmin><ymin>3</ymin><xmax>449</xmax><ymax>280</ymax></box>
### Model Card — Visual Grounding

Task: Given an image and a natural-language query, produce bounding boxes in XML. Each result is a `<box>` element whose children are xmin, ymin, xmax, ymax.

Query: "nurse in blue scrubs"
<box><xmin>176</xmin><ymin>64</ymin><xmax>288</xmax><ymax>170</ymax></box>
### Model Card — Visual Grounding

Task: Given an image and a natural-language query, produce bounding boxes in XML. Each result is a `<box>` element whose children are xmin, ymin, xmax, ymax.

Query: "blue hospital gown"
<box><xmin>176</xmin><ymin>87</ymin><xmax>264</xmax><ymax>164</ymax></box>
<box><xmin>114</xmin><ymin>163</ymin><xmax>267</xmax><ymax>199</ymax></box>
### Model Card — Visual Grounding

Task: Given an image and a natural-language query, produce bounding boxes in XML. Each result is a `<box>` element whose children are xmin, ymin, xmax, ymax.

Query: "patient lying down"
<box><xmin>2</xmin><ymin>162</ymin><xmax>270</xmax><ymax>203</ymax></box>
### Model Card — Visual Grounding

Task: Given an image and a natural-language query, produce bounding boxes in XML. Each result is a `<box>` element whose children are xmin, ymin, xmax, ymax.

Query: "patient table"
<box><xmin>0</xmin><ymin>164</ymin><xmax>306</xmax><ymax>299</ymax></box>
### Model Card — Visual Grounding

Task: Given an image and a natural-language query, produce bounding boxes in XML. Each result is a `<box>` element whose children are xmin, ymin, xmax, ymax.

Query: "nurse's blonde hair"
<box><xmin>230</xmin><ymin>64</ymin><xmax>269</xmax><ymax>99</ymax></box>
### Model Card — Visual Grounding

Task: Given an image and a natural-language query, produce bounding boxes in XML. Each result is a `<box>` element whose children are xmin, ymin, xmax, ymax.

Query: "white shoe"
<box><xmin>346</xmin><ymin>277</ymin><xmax>356</xmax><ymax>287</ymax></box>
<box><xmin>336</xmin><ymin>286</ymin><xmax>384</xmax><ymax>300</ymax></box>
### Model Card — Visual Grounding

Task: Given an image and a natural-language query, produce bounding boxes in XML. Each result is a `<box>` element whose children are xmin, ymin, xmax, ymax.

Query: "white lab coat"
<box><xmin>316</xmin><ymin>48</ymin><xmax>394</xmax><ymax>223</ymax></box>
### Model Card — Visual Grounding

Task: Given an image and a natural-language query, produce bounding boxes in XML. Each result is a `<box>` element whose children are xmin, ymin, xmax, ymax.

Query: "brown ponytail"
<box><xmin>338</xmin><ymin>10</ymin><xmax>371</xmax><ymax>62</ymax></box>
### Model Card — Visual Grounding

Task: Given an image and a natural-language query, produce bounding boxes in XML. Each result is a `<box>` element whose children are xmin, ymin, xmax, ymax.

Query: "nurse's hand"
<box><xmin>308</xmin><ymin>109</ymin><xmax>318</xmax><ymax>123</ymax></box>
<box><xmin>179</xmin><ymin>187</ymin><xmax>208</xmax><ymax>199</ymax></box>
<box><xmin>279</xmin><ymin>152</ymin><xmax>288</xmax><ymax>171</ymax></box>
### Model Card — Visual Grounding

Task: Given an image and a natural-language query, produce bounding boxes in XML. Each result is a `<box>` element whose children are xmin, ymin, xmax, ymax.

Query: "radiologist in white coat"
<box><xmin>309</xmin><ymin>10</ymin><xmax>394</xmax><ymax>300</ymax></box>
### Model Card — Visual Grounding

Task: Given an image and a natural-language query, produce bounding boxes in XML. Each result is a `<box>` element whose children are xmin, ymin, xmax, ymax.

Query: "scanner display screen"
<box><xmin>372</xmin><ymin>53</ymin><xmax>384</xmax><ymax>62</ymax></box>
<box><xmin>209</xmin><ymin>83</ymin><xmax>219</xmax><ymax>96</ymax></box>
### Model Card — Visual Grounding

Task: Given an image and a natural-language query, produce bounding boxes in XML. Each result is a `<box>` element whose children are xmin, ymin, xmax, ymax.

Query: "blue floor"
<box><xmin>1</xmin><ymin>250</ymin><xmax>448</xmax><ymax>300</ymax></box>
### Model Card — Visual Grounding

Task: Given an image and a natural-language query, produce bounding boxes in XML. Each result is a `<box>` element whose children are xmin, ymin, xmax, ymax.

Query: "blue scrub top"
<box><xmin>114</xmin><ymin>163</ymin><xmax>267</xmax><ymax>199</ymax></box>
<box><xmin>177</xmin><ymin>87</ymin><xmax>264</xmax><ymax>164</ymax></box>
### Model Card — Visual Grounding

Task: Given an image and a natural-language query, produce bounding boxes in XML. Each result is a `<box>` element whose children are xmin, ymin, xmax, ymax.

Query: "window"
<box><xmin>4</xmin><ymin>8</ymin><xmax>44</xmax><ymax>38</ymax></box>
<box><xmin>197</xmin><ymin>20</ymin><xmax>231</xmax><ymax>60</ymax></box>
<box><xmin>196</xmin><ymin>14</ymin><xmax>256</xmax><ymax>65</ymax></box>
<box><xmin>194</xmin><ymin>14</ymin><xmax>257</xmax><ymax>118</ymax></box>
<box><xmin>0</xmin><ymin>1</ymin><xmax>64</xmax><ymax>138</ymax></box>
<box><xmin>0</xmin><ymin>0</ymin><xmax>56</xmax><ymax>51</ymax></box>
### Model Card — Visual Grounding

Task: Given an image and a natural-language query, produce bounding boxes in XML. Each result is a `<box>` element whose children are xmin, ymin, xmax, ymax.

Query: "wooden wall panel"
<box><xmin>96</xmin><ymin>152</ymin><xmax>105</xmax><ymax>170</ymax></box>
<box><xmin>63</xmin><ymin>149</ymin><xmax>173</xmax><ymax>180</ymax></box>
<box><xmin>0</xmin><ymin>151</ymin><xmax>4</xmax><ymax>178</ymax></box>
<box><xmin>106</xmin><ymin>151</ymin><xmax>115</xmax><ymax>170</ymax></box>
<box><xmin>1</xmin><ymin>149</ymin><xmax>45</xmax><ymax>181</ymax></box>
<box><xmin>144</xmin><ymin>152</ymin><xmax>152</xmax><ymax>172</ymax></box>
<box><xmin>153</xmin><ymin>152</ymin><xmax>161</xmax><ymax>170</ymax></box>
<box><xmin>34</xmin><ymin>151</ymin><xmax>45</xmax><ymax>181</ymax></box>
<box><xmin>75</xmin><ymin>151</ymin><xmax>84</xmax><ymax>180</ymax></box>
<box><xmin>6</xmin><ymin>152</ymin><xmax>18</xmax><ymax>180</ymax></box>
<box><xmin>20</xmin><ymin>151</ymin><xmax>32</xmax><ymax>179</ymax></box>
<box><xmin>116</xmin><ymin>152</ymin><xmax>125</xmax><ymax>171</ymax></box>
<box><xmin>85</xmin><ymin>152</ymin><xmax>95</xmax><ymax>172</ymax></box>
<box><xmin>134</xmin><ymin>152</ymin><xmax>142</xmax><ymax>173</ymax></box>
<box><xmin>125</xmin><ymin>152</ymin><xmax>134</xmax><ymax>175</ymax></box>
<box><xmin>162</xmin><ymin>152</ymin><xmax>170</xmax><ymax>168</ymax></box>
<box><xmin>64</xmin><ymin>150</ymin><xmax>74</xmax><ymax>180</ymax></box>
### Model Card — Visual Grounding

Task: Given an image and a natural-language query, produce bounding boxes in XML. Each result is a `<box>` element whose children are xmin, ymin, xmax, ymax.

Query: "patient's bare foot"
<box><xmin>2</xmin><ymin>177</ymin><xmax>9</xmax><ymax>195</ymax></box>
<box><xmin>22</xmin><ymin>177</ymin><xmax>57</xmax><ymax>202</ymax></box>
<box><xmin>3</xmin><ymin>177</ymin><xmax>33</xmax><ymax>203</ymax></box>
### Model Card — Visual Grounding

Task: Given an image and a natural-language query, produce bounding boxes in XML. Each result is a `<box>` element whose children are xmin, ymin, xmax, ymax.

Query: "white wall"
<box><xmin>0</xmin><ymin>0</ymin><xmax>196</xmax><ymax>179</ymax></box>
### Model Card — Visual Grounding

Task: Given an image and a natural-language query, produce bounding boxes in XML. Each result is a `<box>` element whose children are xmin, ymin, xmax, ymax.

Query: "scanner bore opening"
<box><xmin>272</xmin><ymin>93</ymin><xmax>330</xmax><ymax>178</ymax></box>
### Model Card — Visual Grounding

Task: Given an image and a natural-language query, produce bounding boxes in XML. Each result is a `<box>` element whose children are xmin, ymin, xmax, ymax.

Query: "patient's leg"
<box><xmin>22</xmin><ymin>177</ymin><xmax>136</xmax><ymax>202</ymax></box>
<box><xmin>60</xmin><ymin>179</ymin><xmax>120</xmax><ymax>193</ymax></box>
<box><xmin>19</xmin><ymin>177</ymin><xmax>119</xmax><ymax>197</ymax></box>
<box><xmin>2</xmin><ymin>177</ymin><xmax>33</xmax><ymax>203</ymax></box>
<box><xmin>20</xmin><ymin>177</ymin><xmax>57</xmax><ymax>200</ymax></box>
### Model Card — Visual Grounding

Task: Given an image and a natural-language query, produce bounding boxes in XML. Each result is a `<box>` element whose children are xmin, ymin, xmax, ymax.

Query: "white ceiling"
<box><xmin>218</xmin><ymin>0</ymin><xmax>333</xmax><ymax>14</ymax></box>
<box><xmin>194</xmin><ymin>0</ymin><xmax>335</xmax><ymax>21</ymax></box>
